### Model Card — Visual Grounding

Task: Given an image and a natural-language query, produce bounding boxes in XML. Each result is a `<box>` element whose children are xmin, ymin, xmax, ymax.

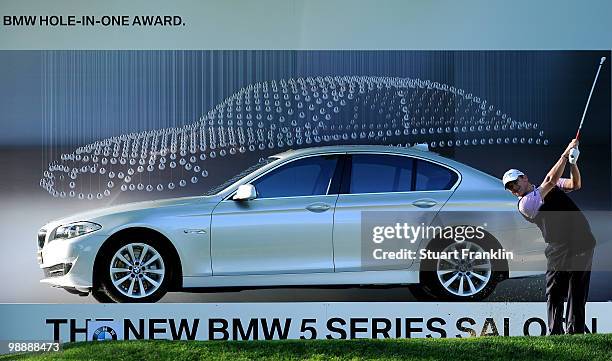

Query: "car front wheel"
<box><xmin>95</xmin><ymin>240</ymin><xmax>171</xmax><ymax>303</ymax></box>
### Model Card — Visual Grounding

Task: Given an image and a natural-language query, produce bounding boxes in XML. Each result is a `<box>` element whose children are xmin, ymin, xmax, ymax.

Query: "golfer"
<box><xmin>503</xmin><ymin>139</ymin><xmax>596</xmax><ymax>334</ymax></box>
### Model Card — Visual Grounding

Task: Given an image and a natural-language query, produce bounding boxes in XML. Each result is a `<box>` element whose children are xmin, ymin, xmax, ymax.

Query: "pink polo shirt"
<box><xmin>518</xmin><ymin>178</ymin><xmax>571</xmax><ymax>219</ymax></box>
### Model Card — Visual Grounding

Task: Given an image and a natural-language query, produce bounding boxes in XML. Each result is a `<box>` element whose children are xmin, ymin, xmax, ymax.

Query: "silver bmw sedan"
<box><xmin>37</xmin><ymin>145</ymin><xmax>545</xmax><ymax>303</ymax></box>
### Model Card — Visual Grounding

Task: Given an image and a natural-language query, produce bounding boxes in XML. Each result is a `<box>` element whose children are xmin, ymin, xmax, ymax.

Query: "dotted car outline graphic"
<box><xmin>40</xmin><ymin>76</ymin><xmax>547</xmax><ymax>200</ymax></box>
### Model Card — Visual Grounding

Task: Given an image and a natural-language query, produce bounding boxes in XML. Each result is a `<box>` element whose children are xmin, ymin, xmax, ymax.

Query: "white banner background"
<box><xmin>0</xmin><ymin>302</ymin><xmax>609</xmax><ymax>343</ymax></box>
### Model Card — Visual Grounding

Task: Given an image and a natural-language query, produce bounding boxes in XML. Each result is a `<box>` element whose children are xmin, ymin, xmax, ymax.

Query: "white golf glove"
<box><xmin>568</xmin><ymin>147</ymin><xmax>580</xmax><ymax>164</ymax></box>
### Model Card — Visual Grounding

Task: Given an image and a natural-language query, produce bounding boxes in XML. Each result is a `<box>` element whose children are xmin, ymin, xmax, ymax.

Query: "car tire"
<box><xmin>97</xmin><ymin>239</ymin><xmax>172</xmax><ymax>303</ymax></box>
<box><xmin>91</xmin><ymin>287</ymin><xmax>115</xmax><ymax>303</ymax></box>
<box><xmin>414</xmin><ymin>236</ymin><xmax>505</xmax><ymax>301</ymax></box>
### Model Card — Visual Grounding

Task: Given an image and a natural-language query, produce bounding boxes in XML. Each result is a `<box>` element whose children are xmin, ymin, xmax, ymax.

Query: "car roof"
<box><xmin>271</xmin><ymin>144</ymin><xmax>440</xmax><ymax>162</ymax></box>
<box><xmin>269</xmin><ymin>144</ymin><xmax>504</xmax><ymax>190</ymax></box>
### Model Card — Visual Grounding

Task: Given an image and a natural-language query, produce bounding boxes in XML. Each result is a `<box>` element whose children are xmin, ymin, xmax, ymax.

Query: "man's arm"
<box><xmin>559</xmin><ymin>163</ymin><xmax>582</xmax><ymax>191</ymax></box>
<box><xmin>567</xmin><ymin>163</ymin><xmax>581</xmax><ymax>190</ymax></box>
<box><xmin>539</xmin><ymin>139</ymin><xmax>578</xmax><ymax>198</ymax></box>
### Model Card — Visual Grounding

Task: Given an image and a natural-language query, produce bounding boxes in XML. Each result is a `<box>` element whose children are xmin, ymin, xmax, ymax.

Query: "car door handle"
<box><xmin>412</xmin><ymin>199</ymin><xmax>437</xmax><ymax>208</ymax></box>
<box><xmin>306</xmin><ymin>202</ymin><xmax>331</xmax><ymax>213</ymax></box>
<box><xmin>184</xmin><ymin>229</ymin><xmax>208</xmax><ymax>234</ymax></box>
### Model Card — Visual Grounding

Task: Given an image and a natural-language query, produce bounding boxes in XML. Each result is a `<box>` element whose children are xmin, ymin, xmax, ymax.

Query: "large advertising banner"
<box><xmin>1</xmin><ymin>50</ymin><xmax>610</xmax><ymax>305</ymax></box>
<box><xmin>1</xmin><ymin>2</ymin><xmax>612</xmax><ymax>359</ymax></box>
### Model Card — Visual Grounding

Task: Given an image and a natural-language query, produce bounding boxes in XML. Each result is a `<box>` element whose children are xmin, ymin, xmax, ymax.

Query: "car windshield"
<box><xmin>203</xmin><ymin>156</ymin><xmax>279</xmax><ymax>196</ymax></box>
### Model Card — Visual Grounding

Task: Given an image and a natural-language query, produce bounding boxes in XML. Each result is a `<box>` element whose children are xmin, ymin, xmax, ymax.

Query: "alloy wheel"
<box><xmin>435</xmin><ymin>240</ymin><xmax>492</xmax><ymax>297</ymax></box>
<box><xmin>109</xmin><ymin>242</ymin><xmax>165</xmax><ymax>299</ymax></box>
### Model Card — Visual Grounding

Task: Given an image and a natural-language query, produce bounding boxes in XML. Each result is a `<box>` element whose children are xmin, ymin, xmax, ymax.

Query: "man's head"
<box><xmin>502</xmin><ymin>169</ymin><xmax>531</xmax><ymax>197</ymax></box>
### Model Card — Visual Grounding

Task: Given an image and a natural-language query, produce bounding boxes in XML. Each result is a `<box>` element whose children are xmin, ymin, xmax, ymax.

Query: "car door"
<box><xmin>210</xmin><ymin>154</ymin><xmax>342</xmax><ymax>275</ymax></box>
<box><xmin>332</xmin><ymin>153</ymin><xmax>459</xmax><ymax>272</ymax></box>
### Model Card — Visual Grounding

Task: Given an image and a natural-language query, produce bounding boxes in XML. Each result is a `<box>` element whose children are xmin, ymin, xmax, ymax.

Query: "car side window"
<box><xmin>349</xmin><ymin>154</ymin><xmax>414</xmax><ymax>194</ymax></box>
<box><xmin>415</xmin><ymin>159</ymin><xmax>457</xmax><ymax>191</ymax></box>
<box><xmin>252</xmin><ymin>155</ymin><xmax>339</xmax><ymax>199</ymax></box>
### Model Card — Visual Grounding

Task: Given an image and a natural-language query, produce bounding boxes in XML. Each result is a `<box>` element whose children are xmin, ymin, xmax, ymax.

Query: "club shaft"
<box><xmin>576</xmin><ymin>57</ymin><xmax>606</xmax><ymax>139</ymax></box>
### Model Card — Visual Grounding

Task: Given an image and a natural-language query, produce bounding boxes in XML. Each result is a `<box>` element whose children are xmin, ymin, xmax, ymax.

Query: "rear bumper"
<box><xmin>491</xmin><ymin>228</ymin><xmax>547</xmax><ymax>278</ymax></box>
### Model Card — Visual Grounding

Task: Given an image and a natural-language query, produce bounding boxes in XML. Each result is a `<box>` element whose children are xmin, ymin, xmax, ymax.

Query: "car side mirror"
<box><xmin>233</xmin><ymin>184</ymin><xmax>257</xmax><ymax>201</ymax></box>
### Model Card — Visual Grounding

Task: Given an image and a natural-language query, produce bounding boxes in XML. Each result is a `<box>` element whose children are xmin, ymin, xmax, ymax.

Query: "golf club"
<box><xmin>569</xmin><ymin>56</ymin><xmax>607</xmax><ymax>164</ymax></box>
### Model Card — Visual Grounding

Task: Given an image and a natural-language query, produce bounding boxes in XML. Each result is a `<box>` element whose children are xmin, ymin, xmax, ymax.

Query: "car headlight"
<box><xmin>52</xmin><ymin>222</ymin><xmax>101</xmax><ymax>241</ymax></box>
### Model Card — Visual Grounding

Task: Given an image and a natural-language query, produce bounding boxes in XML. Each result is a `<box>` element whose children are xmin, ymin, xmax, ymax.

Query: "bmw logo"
<box><xmin>92</xmin><ymin>326</ymin><xmax>118</xmax><ymax>341</ymax></box>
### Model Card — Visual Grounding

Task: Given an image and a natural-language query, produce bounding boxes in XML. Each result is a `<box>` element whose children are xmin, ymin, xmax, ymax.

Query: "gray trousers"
<box><xmin>545</xmin><ymin>246</ymin><xmax>594</xmax><ymax>335</ymax></box>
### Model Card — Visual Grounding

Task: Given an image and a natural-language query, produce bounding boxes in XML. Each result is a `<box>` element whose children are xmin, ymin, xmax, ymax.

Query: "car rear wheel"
<box><xmin>410</xmin><ymin>237</ymin><xmax>504</xmax><ymax>301</ymax></box>
<box><xmin>95</xmin><ymin>240</ymin><xmax>171</xmax><ymax>303</ymax></box>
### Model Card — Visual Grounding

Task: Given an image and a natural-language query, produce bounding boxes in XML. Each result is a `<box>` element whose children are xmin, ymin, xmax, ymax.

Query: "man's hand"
<box><xmin>540</xmin><ymin>139</ymin><xmax>578</xmax><ymax>198</ymax></box>
<box><xmin>569</xmin><ymin>148</ymin><xmax>580</xmax><ymax>164</ymax></box>
<box><xmin>562</xmin><ymin>139</ymin><xmax>579</xmax><ymax>158</ymax></box>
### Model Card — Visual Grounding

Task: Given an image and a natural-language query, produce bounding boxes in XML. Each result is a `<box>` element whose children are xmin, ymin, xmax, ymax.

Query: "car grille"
<box><xmin>42</xmin><ymin>263</ymin><xmax>72</xmax><ymax>278</ymax></box>
<box><xmin>38</xmin><ymin>229</ymin><xmax>47</xmax><ymax>249</ymax></box>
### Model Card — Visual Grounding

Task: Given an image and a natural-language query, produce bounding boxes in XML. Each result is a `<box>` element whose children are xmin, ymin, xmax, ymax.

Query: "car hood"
<box><xmin>44</xmin><ymin>195</ymin><xmax>219</xmax><ymax>229</ymax></box>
